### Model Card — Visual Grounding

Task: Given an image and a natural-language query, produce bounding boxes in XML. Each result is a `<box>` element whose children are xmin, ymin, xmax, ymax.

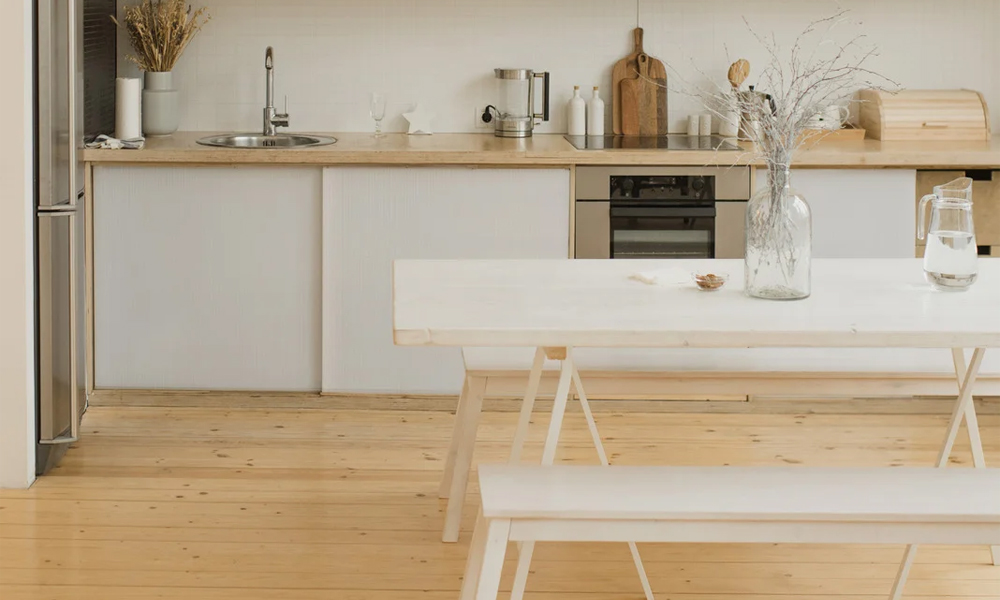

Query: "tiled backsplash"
<box><xmin>117</xmin><ymin>0</ymin><xmax>999</xmax><ymax>134</ymax></box>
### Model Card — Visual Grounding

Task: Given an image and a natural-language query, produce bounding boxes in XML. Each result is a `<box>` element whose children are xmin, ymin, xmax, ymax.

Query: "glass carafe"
<box><xmin>918</xmin><ymin>177</ymin><xmax>977</xmax><ymax>291</ymax></box>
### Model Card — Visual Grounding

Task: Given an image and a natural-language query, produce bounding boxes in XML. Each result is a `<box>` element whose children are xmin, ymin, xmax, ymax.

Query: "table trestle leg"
<box><xmin>572</xmin><ymin>362</ymin><xmax>654</xmax><ymax>600</ymax></box>
<box><xmin>442</xmin><ymin>375</ymin><xmax>488</xmax><ymax>543</ymax></box>
<box><xmin>951</xmin><ymin>349</ymin><xmax>999</xmax><ymax>566</ymax></box>
<box><xmin>889</xmin><ymin>347</ymin><xmax>989</xmax><ymax>600</ymax></box>
<box><xmin>509</xmin><ymin>351</ymin><xmax>575</xmax><ymax>600</ymax></box>
<box><xmin>508</xmin><ymin>347</ymin><xmax>547</xmax><ymax>464</ymax></box>
<box><xmin>510</xmin><ymin>348</ymin><xmax>654</xmax><ymax>600</ymax></box>
<box><xmin>440</xmin><ymin>376</ymin><xmax>472</xmax><ymax>499</ymax></box>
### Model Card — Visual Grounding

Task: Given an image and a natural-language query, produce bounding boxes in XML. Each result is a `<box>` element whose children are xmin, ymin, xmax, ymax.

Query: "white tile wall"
<box><xmin>117</xmin><ymin>0</ymin><xmax>1000</xmax><ymax>134</ymax></box>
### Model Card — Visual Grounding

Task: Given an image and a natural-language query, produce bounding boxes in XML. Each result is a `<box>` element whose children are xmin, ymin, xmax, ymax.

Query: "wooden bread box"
<box><xmin>858</xmin><ymin>89</ymin><xmax>991</xmax><ymax>141</ymax></box>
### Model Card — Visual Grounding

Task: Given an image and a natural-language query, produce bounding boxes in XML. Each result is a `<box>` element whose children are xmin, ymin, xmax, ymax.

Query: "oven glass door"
<box><xmin>610</xmin><ymin>206</ymin><xmax>715</xmax><ymax>258</ymax></box>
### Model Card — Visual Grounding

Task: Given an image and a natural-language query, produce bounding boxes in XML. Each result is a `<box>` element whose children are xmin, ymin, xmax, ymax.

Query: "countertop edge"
<box><xmin>82</xmin><ymin>133</ymin><xmax>1000</xmax><ymax>170</ymax></box>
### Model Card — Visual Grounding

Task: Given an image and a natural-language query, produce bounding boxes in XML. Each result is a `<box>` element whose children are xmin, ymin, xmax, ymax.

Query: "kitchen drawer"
<box><xmin>916</xmin><ymin>170</ymin><xmax>1000</xmax><ymax>247</ymax></box>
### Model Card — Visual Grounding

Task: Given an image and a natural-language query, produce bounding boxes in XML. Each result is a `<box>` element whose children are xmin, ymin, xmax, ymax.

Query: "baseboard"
<box><xmin>88</xmin><ymin>388</ymin><xmax>1000</xmax><ymax>415</ymax></box>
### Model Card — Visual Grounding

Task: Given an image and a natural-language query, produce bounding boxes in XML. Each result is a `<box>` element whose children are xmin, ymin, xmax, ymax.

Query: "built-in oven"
<box><xmin>575</xmin><ymin>166</ymin><xmax>751</xmax><ymax>259</ymax></box>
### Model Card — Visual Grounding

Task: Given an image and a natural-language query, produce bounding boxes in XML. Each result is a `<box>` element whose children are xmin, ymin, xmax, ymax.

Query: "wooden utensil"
<box><xmin>637</xmin><ymin>55</ymin><xmax>658</xmax><ymax>136</ymax></box>
<box><xmin>620</xmin><ymin>77</ymin><xmax>642</xmax><ymax>136</ymax></box>
<box><xmin>728</xmin><ymin>59</ymin><xmax>750</xmax><ymax>90</ymax></box>
<box><xmin>612</xmin><ymin>28</ymin><xmax>644</xmax><ymax>135</ymax></box>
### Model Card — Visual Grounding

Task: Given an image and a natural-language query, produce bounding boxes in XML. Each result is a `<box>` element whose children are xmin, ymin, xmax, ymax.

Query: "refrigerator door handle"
<box><xmin>66</xmin><ymin>0</ymin><xmax>78</xmax><ymax>208</ymax></box>
<box><xmin>39</xmin><ymin>210</ymin><xmax>80</xmax><ymax>446</ymax></box>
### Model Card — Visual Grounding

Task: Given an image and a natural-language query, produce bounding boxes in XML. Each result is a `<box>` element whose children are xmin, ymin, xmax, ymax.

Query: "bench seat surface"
<box><xmin>477</xmin><ymin>466</ymin><xmax>1000</xmax><ymax>524</ymax></box>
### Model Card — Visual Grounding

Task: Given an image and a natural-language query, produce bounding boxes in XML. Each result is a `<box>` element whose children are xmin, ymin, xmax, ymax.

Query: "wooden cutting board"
<box><xmin>620</xmin><ymin>77</ymin><xmax>641</xmax><ymax>136</ymax></box>
<box><xmin>621</xmin><ymin>55</ymin><xmax>660</xmax><ymax>136</ymax></box>
<box><xmin>637</xmin><ymin>55</ymin><xmax>658</xmax><ymax>136</ymax></box>
<box><xmin>612</xmin><ymin>28</ymin><xmax>644</xmax><ymax>135</ymax></box>
<box><xmin>612</xmin><ymin>28</ymin><xmax>669</xmax><ymax>135</ymax></box>
<box><xmin>650</xmin><ymin>60</ymin><xmax>668</xmax><ymax>136</ymax></box>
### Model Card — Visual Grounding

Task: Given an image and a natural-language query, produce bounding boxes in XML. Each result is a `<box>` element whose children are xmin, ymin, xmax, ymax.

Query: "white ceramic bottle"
<box><xmin>587</xmin><ymin>86</ymin><xmax>605</xmax><ymax>136</ymax></box>
<box><xmin>567</xmin><ymin>86</ymin><xmax>586</xmax><ymax>136</ymax></box>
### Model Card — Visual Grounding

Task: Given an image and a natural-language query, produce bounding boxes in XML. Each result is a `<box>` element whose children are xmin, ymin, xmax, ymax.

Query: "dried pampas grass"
<box><xmin>113</xmin><ymin>0</ymin><xmax>211</xmax><ymax>72</ymax></box>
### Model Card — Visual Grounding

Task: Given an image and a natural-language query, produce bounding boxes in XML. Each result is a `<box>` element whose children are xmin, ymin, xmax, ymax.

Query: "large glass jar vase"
<box><xmin>745</xmin><ymin>168</ymin><xmax>812</xmax><ymax>300</ymax></box>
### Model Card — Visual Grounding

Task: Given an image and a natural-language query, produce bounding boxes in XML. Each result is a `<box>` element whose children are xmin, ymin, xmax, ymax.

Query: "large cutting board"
<box><xmin>621</xmin><ymin>55</ymin><xmax>660</xmax><ymax>136</ymax></box>
<box><xmin>612</xmin><ymin>28</ymin><xmax>668</xmax><ymax>135</ymax></box>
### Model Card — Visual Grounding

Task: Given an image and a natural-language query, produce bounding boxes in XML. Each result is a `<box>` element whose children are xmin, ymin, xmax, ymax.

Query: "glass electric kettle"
<box><xmin>490</xmin><ymin>69</ymin><xmax>550</xmax><ymax>138</ymax></box>
<box><xmin>917</xmin><ymin>177</ymin><xmax>978</xmax><ymax>291</ymax></box>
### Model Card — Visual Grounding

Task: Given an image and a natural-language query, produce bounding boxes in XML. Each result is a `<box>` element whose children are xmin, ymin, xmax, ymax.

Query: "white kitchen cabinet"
<box><xmin>323</xmin><ymin>167</ymin><xmax>570</xmax><ymax>394</ymax></box>
<box><xmin>93</xmin><ymin>165</ymin><xmax>322</xmax><ymax>391</ymax></box>
<box><xmin>757</xmin><ymin>169</ymin><xmax>916</xmax><ymax>258</ymax></box>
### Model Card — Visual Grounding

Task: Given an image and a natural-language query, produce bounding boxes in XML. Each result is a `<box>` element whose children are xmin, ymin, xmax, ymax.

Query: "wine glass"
<box><xmin>370</xmin><ymin>93</ymin><xmax>386</xmax><ymax>137</ymax></box>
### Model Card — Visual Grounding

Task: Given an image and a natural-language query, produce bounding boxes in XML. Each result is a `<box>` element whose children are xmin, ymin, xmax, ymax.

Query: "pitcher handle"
<box><xmin>917</xmin><ymin>194</ymin><xmax>935</xmax><ymax>241</ymax></box>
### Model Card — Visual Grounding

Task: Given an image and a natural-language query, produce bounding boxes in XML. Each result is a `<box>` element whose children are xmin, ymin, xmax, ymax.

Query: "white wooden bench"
<box><xmin>459</xmin><ymin>465</ymin><xmax>1000</xmax><ymax>600</ymax></box>
<box><xmin>439</xmin><ymin>347</ymin><xmax>1000</xmax><ymax>543</ymax></box>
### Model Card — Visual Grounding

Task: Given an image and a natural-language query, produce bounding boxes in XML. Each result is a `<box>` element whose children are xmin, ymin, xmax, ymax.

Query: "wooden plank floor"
<box><xmin>2</xmin><ymin>399</ymin><xmax>999</xmax><ymax>600</ymax></box>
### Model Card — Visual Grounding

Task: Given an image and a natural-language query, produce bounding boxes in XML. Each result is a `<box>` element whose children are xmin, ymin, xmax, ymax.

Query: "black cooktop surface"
<box><xmin>564</xmin><ymin>135</ymin><xmax>741</xmax><ymax>151</ymax></box>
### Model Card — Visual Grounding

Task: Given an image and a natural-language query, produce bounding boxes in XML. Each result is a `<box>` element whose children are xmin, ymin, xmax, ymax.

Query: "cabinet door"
<box><xmin>94</xmin><ymin>166</ymin><xmax>323</xmax><ymax>391</ymax></box>
<box><xmin>323</xmin><ymin>167</ymin><xmax>570</xmax><ymax>394</ymax></box>
<box><xmin>758</xmin><ymin>169</ymin><xmax>916</xmax><ymax>258</ymax></box>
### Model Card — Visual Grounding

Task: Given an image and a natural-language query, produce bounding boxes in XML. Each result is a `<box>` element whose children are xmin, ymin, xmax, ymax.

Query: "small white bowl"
<box><xmin>692</xmin><ymin>272</ymin><xmax>729</xmax><ymax>291</ymax></box>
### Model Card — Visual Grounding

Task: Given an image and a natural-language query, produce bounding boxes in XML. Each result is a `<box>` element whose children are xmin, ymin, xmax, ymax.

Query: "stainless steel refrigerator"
<box><xmin>35</xmin><ymin>0</ymin><xmax>87</xmax><ymax>474</ymax></box>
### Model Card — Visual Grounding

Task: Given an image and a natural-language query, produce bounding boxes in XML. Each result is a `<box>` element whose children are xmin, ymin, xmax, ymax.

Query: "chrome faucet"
<box><xmin>263</xmin><ymin>47</ymin><xmax>289</xmax><ymax>136</ymax></box>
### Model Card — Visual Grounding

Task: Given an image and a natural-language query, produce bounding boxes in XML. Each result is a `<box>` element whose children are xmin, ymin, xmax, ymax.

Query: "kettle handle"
<box><xmin>917</xmin><ymin>194</ymin><xmax>936</xmax><ymax>241</ymax></box>
<box><xmin>534</xmin><ymin>71</ymin><xmax>550</xmax><ymax>122</ymax></box>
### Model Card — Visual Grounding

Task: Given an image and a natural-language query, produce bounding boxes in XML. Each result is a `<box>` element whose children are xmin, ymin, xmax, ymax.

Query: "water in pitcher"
<box><xmin>924</xmin><ymin>230</ymin><xmax>978</xmax><ymax>290</ymax></box>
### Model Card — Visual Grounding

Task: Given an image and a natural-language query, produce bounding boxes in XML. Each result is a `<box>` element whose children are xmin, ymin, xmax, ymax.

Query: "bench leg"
<box><xmin>477</xmin><ymin>518</ymin><xmax>512</xmax><ymax>600</ymax></box>
<box><xmin>462</xmin><ymin>510</ymin><xmax>511</xmax><ymax>600</ymax></box>
<box><xmin>508</xmin><ymin>347</ymin><xmax>546</xmax><ymax>464</ymax></box>
<box><xmin>460</xmin><ymin>509</ymin><xmax>489</xmax><ymax>600</ymax></box>
<box><xmin>889</xmin><ymin>347</ymin><xmax>988</xmax><ymax>600</ymax></box>
<box><xmin>572</xmin><ymin>365</ymin><xmax>655</xmax><ymax>600</ymax></box>
<box><xmin>442</xmin><ymin>375</ymin><xmax>488</xmax><ymax>543</ymax></box>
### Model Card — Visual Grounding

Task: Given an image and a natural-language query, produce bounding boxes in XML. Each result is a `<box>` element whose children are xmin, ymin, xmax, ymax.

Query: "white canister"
<box><xmin>699</xmin><ymin>114</ymin><xmax>712</xmax><ymax>136</ymax></box>
<box><xmin>687</xmin><ymin>115</ymin><xmax>699</xmax><ymax>136</ymax></box>
<box><xmin>567</xmin><ymin>86</ymin><xmax>586</xmax><ymax>136</ymax></box>
<box><xmin>719</xmin><ymin>109</ymin><xmax>740</xmax><ymax>137</ymax></box>
<box><xmin>587</xmin><ymin>86</ymin><xmax>605</xmax><ymax>136</ymax></box>
<box><xmin>115</xmin><ymin>77</ymin><xmax>142</xmax><ymax>140</ymax></box>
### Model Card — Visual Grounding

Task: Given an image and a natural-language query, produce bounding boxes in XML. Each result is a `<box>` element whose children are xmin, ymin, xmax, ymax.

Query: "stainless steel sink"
<box><xmin>196</xmin><ymin>133</ymin><xmax>337</xmax><ymax>148</ymax></box>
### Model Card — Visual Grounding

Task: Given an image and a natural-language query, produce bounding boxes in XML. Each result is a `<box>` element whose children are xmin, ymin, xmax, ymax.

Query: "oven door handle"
<box><xmin>610</xmin><ymin>206</ymin><xmax>716</xmax><ymax>218</ymax></box>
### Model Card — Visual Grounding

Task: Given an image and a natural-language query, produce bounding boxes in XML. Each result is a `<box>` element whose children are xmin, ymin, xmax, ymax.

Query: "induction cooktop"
<box><xmin>564</xmin><ymin>135</ymin><xmax>742</xmax><ymax>151</ymax></box>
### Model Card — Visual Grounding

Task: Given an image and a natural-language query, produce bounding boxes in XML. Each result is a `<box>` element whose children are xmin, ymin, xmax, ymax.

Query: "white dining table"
<box><xmin>392</xmin><ymin>258</ymin><xmax>1000</xmax><ymax>600</ymax></box>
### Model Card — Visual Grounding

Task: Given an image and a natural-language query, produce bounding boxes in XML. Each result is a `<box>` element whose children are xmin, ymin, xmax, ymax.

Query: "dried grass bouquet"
<box><xmin>113</xmin><ymin>0</ymin><xmax>211</xmax><ymax>72</ymax></box>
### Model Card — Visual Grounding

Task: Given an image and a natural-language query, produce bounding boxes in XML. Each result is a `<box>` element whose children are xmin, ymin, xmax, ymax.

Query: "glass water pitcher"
<box><xmin>917</xmin><ymin>177</ymin><xmax>977</xmax><ymax>291</ymax></box>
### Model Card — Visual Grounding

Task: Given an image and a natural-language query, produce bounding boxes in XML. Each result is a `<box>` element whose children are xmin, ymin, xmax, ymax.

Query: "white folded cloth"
<box><xmin>629</xmin><ymin>267</ymin><xmax>690</xmax><ymax>286</ymax></box>
<box><xmin>85</xmin><ymin>134</ymin><xmax>145</xmax><ymax>150</ymax></box>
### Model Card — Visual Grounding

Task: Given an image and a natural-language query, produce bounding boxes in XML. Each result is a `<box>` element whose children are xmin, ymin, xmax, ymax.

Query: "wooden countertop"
<box><xmin>83</xmin><ymin>132</ymin><xmax>1000</xmax><ymax>169</ymax></box>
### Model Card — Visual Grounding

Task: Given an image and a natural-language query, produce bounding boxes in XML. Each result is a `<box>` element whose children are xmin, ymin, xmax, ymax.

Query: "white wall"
<box><xmin>0</xmin><ymin>0</ymin><xmax>36</xmax><ymax>489</ymax></box>
<box><xmin>117</xmin><ymin>0</ymin><xmax>1000</xmax><ymax>134</ymax></box>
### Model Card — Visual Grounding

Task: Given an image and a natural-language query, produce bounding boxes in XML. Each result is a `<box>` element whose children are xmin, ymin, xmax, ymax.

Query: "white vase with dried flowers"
<box><xmin>682</xmin><ymin>11</ymin><xmax>895</xmax><ymax>300</ymax></box>
<box><xmin>113</xmin><ymin>0</ymin><xmax>210</xmax><ymax>136</ymax></box>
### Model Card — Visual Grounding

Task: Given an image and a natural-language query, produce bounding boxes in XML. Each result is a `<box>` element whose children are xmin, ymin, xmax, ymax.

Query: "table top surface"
<box><xmin>392</xmin><ymin>259</ymin><xmax>1000</xmax><ymax>349</ymax></box>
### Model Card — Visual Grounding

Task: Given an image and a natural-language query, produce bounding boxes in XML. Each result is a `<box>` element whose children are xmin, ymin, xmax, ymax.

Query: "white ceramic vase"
<box><xmin>142</xmin><ymin>71</ymin><xmax>178</xmax><ymax>136</ymax></box>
